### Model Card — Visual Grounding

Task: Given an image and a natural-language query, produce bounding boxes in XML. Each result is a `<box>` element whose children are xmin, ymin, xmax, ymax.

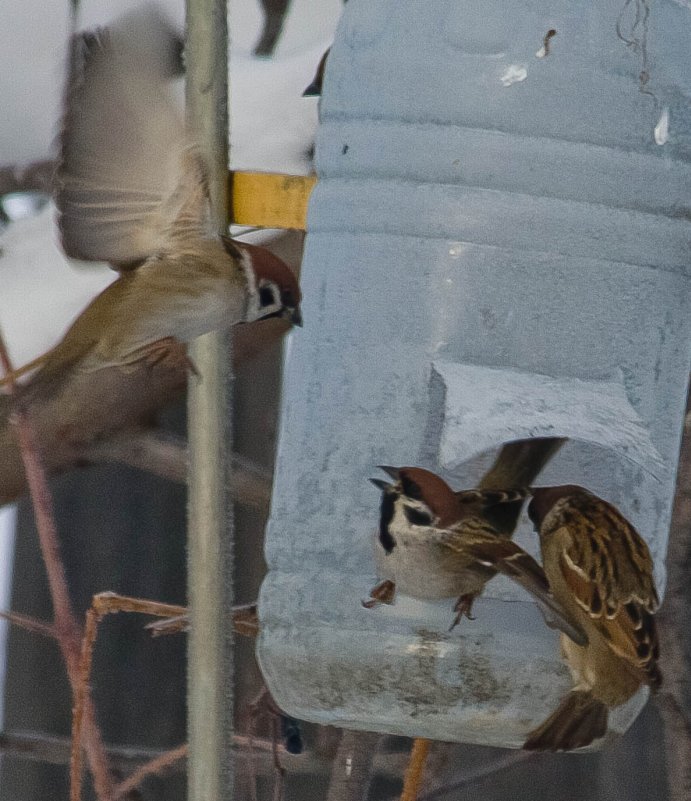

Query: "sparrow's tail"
<box><xmin>523</xmin><ymin>690</ymin><xmax>608</xmax><ymax>751</ymax></box>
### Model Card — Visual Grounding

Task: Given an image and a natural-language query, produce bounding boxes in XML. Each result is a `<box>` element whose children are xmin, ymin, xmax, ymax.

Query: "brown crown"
<box><xmin>230</xmin><ymin>239</ymin><xmax>302</xmax><ymax>309</ymax></box>
<box><xmin>396</xmin><ymin>467</ymin><xmax>460</xmax><ymax>528</ymax></box>
<box><xmin>528</xmin><ymin>484</ymin><xmax>591</xmax><ymax>528</ymax></box>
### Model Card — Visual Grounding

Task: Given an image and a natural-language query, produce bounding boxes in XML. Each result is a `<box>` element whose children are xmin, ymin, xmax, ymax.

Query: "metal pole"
<box><xmin>184</xmin><ymin>2</ymin><xmax>234</xmax><ymax>800</ymax></box>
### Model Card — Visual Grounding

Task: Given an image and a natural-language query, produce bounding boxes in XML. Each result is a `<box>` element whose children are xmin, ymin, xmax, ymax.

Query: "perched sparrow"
<box><xmin>366</xmin><ymin>466</ymin><xmax>584</xmax><ymax>642</ymax></box>
<box><xmin>523</xmin><ymin>485</ymin><xmax>661</xmax><ymax>751</ymax></box>
<box><xmin>303</xmin><ymin>48</ymin><xmax>330</xmax><ymax>96</ymax></box>
<box><xmin>6</xmin><ymin>6</ymin><xmax>301</xmax><ymax>402</ymax></box>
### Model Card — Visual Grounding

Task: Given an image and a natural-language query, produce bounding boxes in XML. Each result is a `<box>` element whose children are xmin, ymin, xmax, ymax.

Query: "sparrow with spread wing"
<box><xmin>4</xmin><ymin>5</ymin><xmax>301</xmax><ymax>403</ymax></box>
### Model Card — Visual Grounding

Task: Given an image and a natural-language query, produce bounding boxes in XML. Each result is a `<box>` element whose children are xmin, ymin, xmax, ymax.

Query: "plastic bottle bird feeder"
<box><xmin>257</xmin><ymin>0</ymin><xmax>691</xmax><ymax>748</ymax></box>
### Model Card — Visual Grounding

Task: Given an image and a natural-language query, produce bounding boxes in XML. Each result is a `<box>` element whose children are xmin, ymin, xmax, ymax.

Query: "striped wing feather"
<box><xmin>558</xmin><ymin>499</ymin><xmax>660</xmax><ymax>688</ymax></box>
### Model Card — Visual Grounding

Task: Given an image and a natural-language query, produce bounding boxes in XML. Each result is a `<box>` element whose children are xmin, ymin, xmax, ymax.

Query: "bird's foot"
<box><xmin>362</xmin><ymin>579</ymin><xmax>396</xmax><ymax>609</ymax></box>
<box><xmin>449</xmin><ymin>594</ymin><xmax>476</xmax><ymax>631</ymax></box>
<box><xmin>140</xmin><ymin>337</ymin><xmax>199</xmax><ymax>378</ymax></box>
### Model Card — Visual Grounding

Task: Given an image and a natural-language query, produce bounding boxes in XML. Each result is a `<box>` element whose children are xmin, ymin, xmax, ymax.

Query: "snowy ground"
<box><xmin>0</xmin><ymin>0</ymin><xmax>342</xmax><ymax>745</ymax></box>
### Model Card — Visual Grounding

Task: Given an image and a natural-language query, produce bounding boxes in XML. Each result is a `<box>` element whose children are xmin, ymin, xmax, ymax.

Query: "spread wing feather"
<box><xmin>446</xmin><ymin>535</ymin><xmax>588</xmax><ymax>646</ymax></box>
<box><xmin>57</xmin><ymin>5</ymin><xmax>207</xmax><ymax>268</ymax></box>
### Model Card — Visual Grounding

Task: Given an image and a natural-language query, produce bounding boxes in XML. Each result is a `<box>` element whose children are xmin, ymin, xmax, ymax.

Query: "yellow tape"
<box><xmin>231</xmin><ymin>172</ymin><xmax>317</xmax><ymax>230</ymax></box>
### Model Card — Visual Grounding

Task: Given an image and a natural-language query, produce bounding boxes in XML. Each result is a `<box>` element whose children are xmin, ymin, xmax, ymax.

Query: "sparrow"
<box><xmin>523</xmin><ymin>485</ymin><xmax>661</xmax><ymax>751</ymax></box>
<box><xmin>4</xmin><ymin>5</ymin><xmax>301</xmax><ymax>402</ymax></box>
<box><xmin>365</xmin><ymin>466</ymin><xmax>585</xmax><ymax>644</ymax></box>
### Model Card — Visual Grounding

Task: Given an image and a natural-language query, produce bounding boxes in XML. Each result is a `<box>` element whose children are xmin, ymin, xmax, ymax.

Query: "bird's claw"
<box><xmin>362</xmin><ymin>579</ymin><xmax>396</xmax><ymax>609</ymax></box>
<box><xmin>449</xmin><ymin>594</ymin><xmax>476</xmax><ymax>631</ymax></box>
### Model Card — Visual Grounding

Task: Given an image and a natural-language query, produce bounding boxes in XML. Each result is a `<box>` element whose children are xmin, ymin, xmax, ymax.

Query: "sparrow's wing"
<box><xmin>454</xmin><ymin>486</ymin><xmax>531</xmax><ymax>536</ymax></box>
<box><xmin>558</xmin><ymin>507</ymin><xmax>661</xmax><ymax>687</ymax></box>
<box><xmin>57</xmin><ymin>5</ymin><xmax>207</xmax><ymax>269</ymax></box>
<box><xmin>478</xmin><ymin>438</ymin><xmax>566</xmax><ymax>535</ymax></box>
<box><xmin>463</xmin><ymin>537</ymin><xmax>588</xmax><ymax>646</ymax></box>
<box><xmin>454</xmin><ymin>487</ymin><xmax>529</xmax><ymax>509</ymax></box>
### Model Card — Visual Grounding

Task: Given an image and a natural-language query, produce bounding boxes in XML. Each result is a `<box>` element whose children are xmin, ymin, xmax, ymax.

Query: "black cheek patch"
<box><xmin>379</xmin><ymin>492</ymin><xmax>396</xmax><ymax>553</ymax></box>
<box><xmin>404</xmin><ymin>506</ymin><xmax>432</xmax><ymax>526</ymax></box>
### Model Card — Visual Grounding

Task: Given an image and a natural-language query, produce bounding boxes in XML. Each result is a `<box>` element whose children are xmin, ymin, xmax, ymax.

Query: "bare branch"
<box><xmin>112</xmin><ymin>744</ymin><xmax>188</xmax><ymax>801</ymax></box>
<box><xmin>0</xmin><ymin>609</ymin><xmax>56</xmax><ymax>639</ymax></box>
<box><xmin>0</xmin><ymin>326</ymin><xmax>114</xmax><ymax>800</ymax></box>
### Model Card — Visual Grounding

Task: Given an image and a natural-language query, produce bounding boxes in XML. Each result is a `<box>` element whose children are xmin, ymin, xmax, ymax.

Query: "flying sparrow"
<box><xmin>366</xmin><ymin>466</ymin><xmax>585</xmax><ymax>643</ymax></box>
<box><xmin>523</xmin><ymin>485</ymin><xmax>661</xmax><ymax>751</ymax></box>
<box><xmin>5</xmin><ymin>6</ymin><xmax>301</xmax><ymax>402</ymax></box>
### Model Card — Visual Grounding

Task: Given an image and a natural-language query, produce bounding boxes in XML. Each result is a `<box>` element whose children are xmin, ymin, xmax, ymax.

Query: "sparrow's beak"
<box><xmin>377</xmin><ymin>465</ymin><xmax>401</xmax><ymax>481</ymax></box>
<box><xmin>369</xmin><ymin>478</ymin><xmax>392</xmax><ymax>492</ymax></box>
<box><xmin>285</xmin><ymin>307</ymin><xmax>303</xmax><ymax>327</ymax></box>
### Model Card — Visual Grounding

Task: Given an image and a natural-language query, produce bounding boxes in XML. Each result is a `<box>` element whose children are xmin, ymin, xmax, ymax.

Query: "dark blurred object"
<box><xmin>254</xmin><ymin>0</ymin><xmax>346</xmax><ymax>58</ymax></box>
<box><xmin>281</xmin><ymin>716</ymin><xmax>303</xmax><ymax>755</ymax></box>
<box><xmin>0</xmin><ymin>161</ymin><xmax>54</xmax><ymax>198</ymax></box>
<box><xmin>254</xmin><ymin>0</ymin><xmax>290</xmax><ymax>57</ymax></box>
<box><xmin>303</xmin><ymin>48</ymin><xmax>329</xmax><ymax>96</ymax></box>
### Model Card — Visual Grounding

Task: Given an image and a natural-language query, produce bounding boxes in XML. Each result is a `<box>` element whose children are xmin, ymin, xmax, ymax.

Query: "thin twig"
<box><xmin>0</xmin><ymin>608</ymin><xmax>57</xmax><ymax>638</ymax></box>
<box><xmin>0</xmin><ymin>728</ymin><xmax>312</xmax><ymax>772</ymax></box>
<box><xmin>400</xmin><ymin>739</ymin><xmax>430</xmax><ymax>801</ymax></box>
<box><xmin>71</xmin><ymin>604</ymin><xmax>101</xmax><ymax>801</ymax></box>
<box><xmin>112</xmin><ymin>743</ymin><xmax>188</xmax><ymax>800</ymax></box>
<box><xmin>416</xmin><ymin>751</ymin><xmax>535</xmax><ymax>801</ymax></box>
<box><xmin>0</xmin><ymin>326</ymin><xmax>114</xmax><ymax>800</ymax></box>
<box><xmin>70</xmin><ymin>593</ymin><xmax>191</xmax><ymax>801</ymax></box>
<box><xmin>0</xmin><ymin>730</ymin><xmax>180</xmax><ymax>770</ymax></box>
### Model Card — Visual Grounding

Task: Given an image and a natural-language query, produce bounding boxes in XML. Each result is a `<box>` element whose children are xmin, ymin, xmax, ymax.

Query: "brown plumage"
<box><xmin>4</xmin><ymin>5</ymin><xmax>301</xmax><ymax>403</ymax></box>
<box><xmin>524</xmin><ymin>485</ymin><xmax>661</xmax><ymax>751</ymax></box>
<box><xmin>366</xmin><ymin>466</ymin><xmax>583</xmax><ymax>642</ymax></box>
<box><xmin>476</xmin><ymin>437</ymin><xmax>567</xmax><ymax>535</ymax></box>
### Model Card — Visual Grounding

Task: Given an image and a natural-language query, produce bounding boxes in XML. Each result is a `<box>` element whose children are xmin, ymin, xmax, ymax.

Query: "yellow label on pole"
<box><xmin>231</xmin><ymin>172</ymin><xmax>317</xmax><ymax>230</ymax></box>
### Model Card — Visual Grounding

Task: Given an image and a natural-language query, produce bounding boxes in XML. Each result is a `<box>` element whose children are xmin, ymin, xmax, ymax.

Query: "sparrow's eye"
<box><xmin>404</xmin><ymin>506</ymin><xmax>432</xmax><ymax>526</ymax></box>
<box><xmin>259</xmin><ymin>285</ymin><xmax>277</xmax><ymax>307</ymax></box>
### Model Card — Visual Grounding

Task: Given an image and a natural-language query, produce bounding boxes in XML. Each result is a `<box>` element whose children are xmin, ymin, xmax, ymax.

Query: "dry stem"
<box><xmin>0</xmin><ymin>608</ymin><xmax>56</xmax><ymax>638</ymax></box>
<box><xmin>112</xmin><ymin>743</ymin><xmax>188</xmax><ymax>800</ymax></box>
<box><xmin>0</xmin><ymin>327</ymin><xmax>114</xmax><ymax>800</ymax></box>
<box><xmin>69</xmin><ymin>593</ymin><xmax>261</xmax><ymax>800</ymax></box>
